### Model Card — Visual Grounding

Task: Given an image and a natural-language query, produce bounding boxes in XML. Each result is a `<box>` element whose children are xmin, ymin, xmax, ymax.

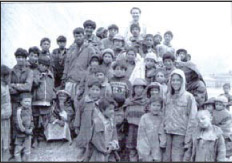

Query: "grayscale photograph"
<box><xmin>1</xmin><ymin>2</ymin><xmax>232</xmax><ymax>162</ymax></box>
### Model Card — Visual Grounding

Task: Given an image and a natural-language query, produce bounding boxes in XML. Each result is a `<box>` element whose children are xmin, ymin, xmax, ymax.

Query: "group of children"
<box><xmin>1</xmin><ymin>6</ymin><xmax>232</xmax><ymax>162</ymax></box>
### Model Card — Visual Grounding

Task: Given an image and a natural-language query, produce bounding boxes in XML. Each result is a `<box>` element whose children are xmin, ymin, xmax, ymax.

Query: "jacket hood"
<box><xmin>168</xmin><ymin>69</ymin><xmax>186</xmax><ymax>96</ymax></box>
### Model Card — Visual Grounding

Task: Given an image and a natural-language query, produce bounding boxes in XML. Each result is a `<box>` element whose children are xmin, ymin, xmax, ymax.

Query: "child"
<box><xmin>137</xmin><ymin>97</ymin><xmax>166</xmax><ymax>162</ymax></box>
<box><xmin>153</xmin><ymin>32</ymin><xmax>162</xmax><ymax>48</ymax></box>
<box><xmin>162</xmin><ymin>52</ymin><xmax>176</xmax><ymax>81</ymax></box>
<box><xmin>220</xmin><ymin>83</ymin><xmax>232</xmax><ymax>110</ymax></box>
<box><xmin>95</xmin><ymin>67</ymin><xmax>112</xmax><ymax>98</ymax></box>
<box><xmin>141</xmin><ymin>34</ymin><xmax>156</xmax><ymax>58</ymax></box>
<box><xmin>154</xmin><ymin>69</ymin><xmax>168</xmax><ymax>98</ymax></box>
<box><xmin>32</xmin><ymin>56</ymin><xmax>55</xmax><ymax>146</ymax></box>
<box><xmin>112</xmin><ymin>34</ymin><xmax>126</xmax><ymax>60</ymax></box>
<box><xmin>146</xmin><ymin>82</ymin><xmax>163</xmax><ymax>102</ymax></box>
<box><xmin>123</xmin><ymin>78</ymin><xmax>148</xmax><ymax>161</ymax></box>
<box><xmin>28</xmin><ymin>46</ymin><xmax>40</xmax><ymax>71</ymax></box>
<box><xmin>101</xmin><ymin>24</ymin><xmax>119</xmax><ymax>49</ymax></box>
<box><xmin>1</xmin><ymin>65</ymin><xmax>12</xmax><ymax>161</ymax></box>
<box><xmin>156</xmin><ymin>31</ymin><xmax>175</xmax><ymax>59</ymax></box>
<box><xmin>201</xmin><ymin>97</ymin><xmax>215</xmax><ymax>115</ymax></box>
<box><xmin>40</xmin><ymin>37</ymin><xmax>51</xmax><ymax>58</ymax></box>
<box><xmin>100</xmin><ymin>48</ymin><xmax>114</xmax><ymax>80</ymax></box>
<box><xmin>51</xmin><ymin>35</ymin><xmax>69</xmax><ymax>88</ymax></box>
<box><xmin>73</xmin><ymin>79</ymin><xmax>101</xmax><ymax>162</ymax></box>
<box><xmin>176</xmin><ymin>49</ymin><xmax>188</xmax><ymax>62</ymax></box>
<box><xmin>212</xmin><ymin>96</ymin><xmax>232</xmax><ymax>159</ymax></box>
<box><xmin>109</xmin><ymin>60</ymin><xmax>132</xmax><ymax>160</ymax></box>
<box><xmin>127</xmin><ymin>23</ymin><xmax>143</xmax><ymax>53</ymax></box>
<box><xmin>45</xmin><ymin>90</ymin><xmax>74</xmax><ymax>143</ymax></box>
<box><xmin>184</xmin><ymin>110</ymin><xmax>226</xmax><ymax>162</ymax></box>
<box><xmin>89</xmin><ymin>97</ymin><xmax>120</xmax><ymax>162</ymax></box>
<box><xmin>96</xmin><ymin>27</ymin><xmax>108</xmax><ymax>40</ymax></box>
<box><xmin>125</xmin><ymin>47</ymin><xmax>137</xmax><ymax>80</ymax></box>
<box><xmin>14</xmin><ymin>94</ymin><xmax>33</xmax><ymax>162</ymax></box>
<box><xmin>144</xmin><ymin>52</ymin><xmax>158</xmax><ymax>84</ymax></box>
<box><xmin>163</xmin><ymin>69</ymin><xmax>198</xmax><ymax>162</ymax></box>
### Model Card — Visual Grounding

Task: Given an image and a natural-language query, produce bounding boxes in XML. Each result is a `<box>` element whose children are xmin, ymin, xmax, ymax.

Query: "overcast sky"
<box><xmin>1</xmin><ymin>2</ymin><xmax>232</xmax><ymax>74</ymax></box>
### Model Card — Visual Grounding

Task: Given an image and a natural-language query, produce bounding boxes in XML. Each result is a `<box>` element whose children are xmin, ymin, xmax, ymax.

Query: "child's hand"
<box><xmin>25</xmin><ymin>128</ymin><xmax>33</xmax><ymax>135</ymax></box>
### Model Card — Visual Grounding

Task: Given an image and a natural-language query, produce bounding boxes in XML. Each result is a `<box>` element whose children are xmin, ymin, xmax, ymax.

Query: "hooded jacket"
<box><xmin>164</xmin><ymin>69</ymin><xmax>198</xmax><ymax>148</ymax></box>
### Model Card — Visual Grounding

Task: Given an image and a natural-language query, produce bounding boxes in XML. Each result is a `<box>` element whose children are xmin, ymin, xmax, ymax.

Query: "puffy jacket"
<box><xmin>32</xmin><ymin>69</ymin><xmax>55</xmax><ymax>106</ymax></box>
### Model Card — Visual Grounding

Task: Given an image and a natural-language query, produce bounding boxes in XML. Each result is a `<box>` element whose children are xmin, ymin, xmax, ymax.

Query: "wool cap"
<box><xmin>133</xmin><ymin>78</ymin><xmax>147</xmax><ymax>87</ymax></box>
<box><xmin>14</xmin><ymin>48</ymin><xmax>28</xmax><ymax>58</ymax></box>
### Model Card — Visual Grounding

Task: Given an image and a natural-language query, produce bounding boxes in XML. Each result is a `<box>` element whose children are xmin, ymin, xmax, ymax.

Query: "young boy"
<box><xmin>154</xmin><ymin>69</ymin><xmax>168</xmax><ymax>98</ymax></box>
<box><xmin>144</xmin><ymin>52</ymin><xmax>158</xmax><ymax>84</ymax></box>
<box><xmin>32</xmin><ymin>56</ymin><xmax>55</xmax><ymax>147</ymax></box>
<box><xmin>100</xmin><ymin>48</ymin><xmax>114</xmax><ymax>79</ymax></box>
<box><xmin>127</xmin><ymin>23</ymin><xmax>143</xmax><ymax>53</ymax></box>
<box><xmin>146</xmin><ymin>82</ymin><xmax>163</xmax><ymax>101</ymax></box>
<box><xmin>220</xmin><ymin>83</ymin><xmax>232</xmax><ymax>110</ymax></box>
<box><xmin>125</xmin><ymin>47</ymin><xmax>137</xmax><ymax>80</ymax></box>
<box><xmin>184</xmin><ymin>110</ymin><xmax>226</xmax><ymax>162</ymax></box>
<box><xmin>112</xmin><ymin>34</ymin><xmax>126</xmax><ymax>60</ymax></box>
<box><xmin>141</xmin><ymin>34</ymin><xmax>156</xmax><ymax>58</ymax></box>
<box><xmin>163</xmin><ymin>69</ymin><xmax>198</xmax><ymax>162</ymax></box>
<box><xmin>109</xmin><ymin>61</ymin><xmax>132</xmax><ymax>160</ymax></box>
<box><xmin>40</xmin><ymin>38</ymin><xmax>51</xmax><ymax>58</ymax></box>
<box><xmin>89</xmin><ymin>97</ymin><xmax>120</xmax><ymax>162</ymax></box>
<box><xmin>212</xmin><ymin>96</ymin><xmax>232</xmax><ymax>159</ymax></box>
<box><xmin>1</xmin><ymin>65</ymin><xmax>12</xmax><ymax>161</ymax></box>
<box><xmin>176</xmin><ymin>48</ymin><xmax>188</xmax><ymax>62</ymax></box>
<box><xmin>153</xmin><ymin>32</ymin><xmax>162</xmax><ymax>48</ymax></box>
<box><xmin>51</xmin><ymin>35</ymin><xmax>69</xmax><ymax>88</ymax></box>
<box><xmin>73</xmin><ymin>79</ymin><xmax>102</xmax><ymax>161</ymax></box>
<box><xmin>14</xmin><ymin>94</ymin><xmax>33</xmax><ymax>162</ymax></box>
<box><xmin>156</xmin><ymin>31</ymin><xmax>175</xmax><ymax>59</ymax></box>
<box><xmin>137</xmin><ymin>97</ymin><xmax>166</xmax><ymax>162</ymax></box>
<box><xmin>28</xmin><ymin>46</ymin><xmax>40</xmax><ymax>71</ymax></box>
<box><xmin>162</xmin><ymin>52</ymin><xmax>176</xmax><ymax>81</ymax></box>
<box><xmin>101</xmin><ymin>24</ymin><xmax>119</xmax><ymax>49</ymax></box>
<box><xmin>201</xmin><ymin>97</ymin><xmax>216</xmax><ymax>115</ymax></box>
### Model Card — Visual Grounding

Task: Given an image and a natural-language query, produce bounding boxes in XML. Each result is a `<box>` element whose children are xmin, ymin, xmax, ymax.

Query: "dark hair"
<box><xmin>83</xmin><ymin>20</ymin><xmax>96</xmax><ymax>30</ymax></box>
<box><xmin>130</xmin><ymin>23</ymin><xmax>141</xmax><ymax>33</ymax></box>
<box><xmin>73</xmin><ymin>27</ymin><xmax>85</xmax><ymax>35</ymax></box>
<box><xmin>164</xmin><ymin>31</ymin><xmax>173</xmax><ymax>38</ymax></box>
<box><xmin>145</xmin><ymin>34</ymin><xmax>154</xmax><ymax>40</ymax></box>
<box><xmin>147</xmin><ymin>85</ymin><xmax>160</xmax><ymax>98</ymax></box>
<box><xmin>88</xmin><ymin>78</ymin><xmax>101</xmax><ymax>88</ymax></box>
<box><xmin>40</xmin><ymin>37</ymin><xmax>51</xmax><ymax>46</ymax></box>
<box><xmin>38</xmin><ymin>56</ymin><xmax>50</xmax><ymax>67</ymax></box>
<box><xmin>162</xmin><ymin>52</ymin><xmax>175</xmax><ymax>62</ymax></box>
<box><xmin>112</xmin><ymin>61</ymin><xmax>127</xmax><ymax>71</ymax></box>
<box><xmin>28</xmin><ymin>46</ymin><xmax>40</xmax><ymax>55</ymax></box>
<box><xmin>126</xmin><ymin>47</ymin><xmax>137</xmax><ymax>56</ymax></box>
<box><xmin>145</xmin><ymin>96</ymin><xmax>163</xmax><ymax>112</ymax></box>
<box><xmin>108</xmin><ymin>24</ymin><xmax>119</xmax><ymax>31</ymax></box>
<box><xmin>57</xmin><ymin>35</ymin><xmax>67</xmax><ymax>42</ymax></box>
<box><xmin>98</xmin><ymin>97</ymin><xmax>117</xmax><ymax>112</ymax></box>
<box><xmin>130</xmin><ymin>7</ymin><xmax>141</xmax><ymax>14</ymax></box>
<box><xmin>14</xmin><ymin>48</ymin><xmax>28</xmax><ymax>58</ymax></box>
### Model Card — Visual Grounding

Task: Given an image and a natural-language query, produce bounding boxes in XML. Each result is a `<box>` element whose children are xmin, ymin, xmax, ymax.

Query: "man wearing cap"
<box><xmin>9</xmin><ymin>48</ymin><xmax>33</xmax><ymax>151</ymax></box>
<box><xmin>62</xmin><ymin>27</ymin><xmax>95</xmax><ymax>100</ymax></box>
<box><xmin>51</xmin><ymin>35</ymin><xmax>69</xmax><ymax>88</ymax></box>
<box><xmin>156</xmin><ymin>31</ymin><xmax>175</xmax><ymax>59</ymax></box>
<box><xmin>101</xmin><ymin>24</ymin><xmax>119</xmax><ymax>50</ymax></box>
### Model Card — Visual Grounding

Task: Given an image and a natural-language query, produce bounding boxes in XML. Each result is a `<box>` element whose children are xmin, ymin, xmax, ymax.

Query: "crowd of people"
<box><xmin>1</xmin><ymin>7</ymin><xmax>232</xmax><ymax>162</ymax></box>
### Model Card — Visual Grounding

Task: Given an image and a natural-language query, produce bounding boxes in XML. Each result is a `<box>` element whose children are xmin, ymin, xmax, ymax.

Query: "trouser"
<box><xmin>126</xmin><ymin>124</ymin><xmax>139</xmax><ymax>162</ymax></box>
<box><xmin>163</xmin><ymin>134</ymin><xmax>185</xmax><ymax>162</ymax></box>
<box><xmin>14</xmin><ymin>136</ymin><xmax>31</xmax><ymax>162</ymax></box>
<box><xmin>65</xmin><ymin>81</ymin><xmax>80</xmax><ymax>100</ymax></box>
<box><xmin>1</xmin><ymin>119</ymin><xmax>11</xmax><ymax>161</ymax></box>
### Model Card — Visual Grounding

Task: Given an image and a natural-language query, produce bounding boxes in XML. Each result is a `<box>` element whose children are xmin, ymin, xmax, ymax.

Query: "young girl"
<box><xmin>123</xmin><ymin>78</ymin><xmax>148</xmax><ymax>161</ymax></box>
<box><xmin>184</xmin><ymin>110</ymin><xmax>226</xmax><ymax>161</ymax></box>
<box><xmin>100</xmin><ymin>48</ymin><xmax>114</xmax><ymax>80</ymax></box>
<box><xmin>154</xmin><ymin>69</ymin><xmax>168</xmax><ymax>99</ymax></box>
<box><xmin>140</xmin><ymin>34</ymin><xmax>156</xmax><ymax>58</ymax></box>
<box><xmin>212</xmin><ymin>96</ymin><xmax>232</xmax><ymax>159</ymax></box>
<box><xmin>163</xmin><ymin>69</ymin><xmax>198</xmax><ymax>162</ymax></box>
<box><xmin>45</xmin><ymin>90</ymin><xmax>74</xmax><ymax>143</ymax></box>
<box><xmin>89</xmin><ymin>97</ymin><xmax>120</xmax><ymax>162</ymax></box>
<box><xmin>137</xmin><ymin>97</ymin><xmax>166</xmax><ymax>162</ymax></box>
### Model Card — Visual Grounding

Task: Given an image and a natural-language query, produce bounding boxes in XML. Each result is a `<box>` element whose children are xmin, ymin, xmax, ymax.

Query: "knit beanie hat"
<box><xmin>102</xmin><ymin>48</ymin><xmax>114</xmax><ymax>58</ymax></box>
<box><xmin>145</xmin><ymin>52</ymin><xmax>158</xmax><ymax>62</ymax></box>
<box><xmin>14</xmin><ymin>48</ymin><xmax>28</xmax><ymax>58</ymax></box>
<box><xmin>133</xmin><ymin>78</ymin><xmax>147</xmax><ymax>87</ymax></box>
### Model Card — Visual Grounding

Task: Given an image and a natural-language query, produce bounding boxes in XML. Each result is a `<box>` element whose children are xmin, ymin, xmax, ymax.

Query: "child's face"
<box><xmin>193</xmin><ymin>92</ymin><xmax>206</xmax><ymax>106</ymax></box>
<box><xmin>215</xmin><ymin>101</ymin><xmax>225</xmax><ymax>111</ymax></box>
<box><xmin>29</xmin><ymin>52</ymin><xmax>38</xmax><ymax>64</ymax></box>
<box><xmin>90</xmin><ymin>60</ymin><xmax>99</xmax><ymax>67</ymax></box>
<box><xmin>114</xmin><ymin>66</ymin><xmax>126</xmax><ymax>77</ymax></box>
<box><xmin>164</xmin><ymin>34</ymin><xmax>172</xmax><ymax>43</ymax></box>
<box><xmin>21</xmin><ymin>97</ymin><xmax>32</xmax><ymax>109</ymax></box>
<box><xmin>41</xmin><ymin>41</ymin><xmax>50</xmax><ymax>51</ymax></box>
<box><xmin>223</xmin><ymin>86</ymin><xmax>230</xmax><ymax>94</ymax></box>
<box><xmin>131</xmin><ymin>27</ymin><xmax>140</xmax><ymax>37</ymax></box>
<box><xmin>150</xmin><ymin>87</ymin><xmax>160</xmax><ymax>97</ymax></box>
<box><xmin>204</xmin><ymin>104</ymin><xmax>214</xmax><ymax>114</ymax></box>
<box><xmin>16</xmin><ymin>56</ymin><xmax>27</xmax><ymax>66</ymax></box>
<box><xmin>155</xmin><ymin>72</ymin><xmax>165</xmax><ymax>84</ymax></box>
<box><xmin>150</xmin><ymin>101</ymin><xmax>162</xmax><ymax>115</ymax></box>
<box><xmin>179</xmin><ymin>52</ymin><xmax>186</xmax><ymax>61</ymax></box>
<box><xmin>57</xmin><ymin>41</ymin><xmax>66</xmax><ymax>49</ymax></box>
<box><xmin>134</xmin><ymin>85</ymin><xmax>145</xmax><ymax>96</ymax></box>
<box><xmin>171</xmin><ymin>74</ymin><xmax>182</xmax><ymax>92</ymax></box>
<box><xmin>103</xmin><ymin>104</ymin><xmax>115</xmax><ymax>119</ymax></box>
<box><xmin>38</xmin><ymin>63</ymin><xmax>49</xmax><ymax>72</ymax></box>
<box><xmin>145</xmin><ymin>58</ymin><xmax>156</xmax><ymax>69</ymax></box>
<box><xmin>145</xmin><ymin>36</ymin><xmax>154</xmax><ymax>47</ymax></box>
<box><xmin>89</xmin><ymin>85</ymin><xmax>101</xmax><ymax>100</ymax></box>
<box><xmin>197</xmin><ymin>112</ymin><xmax>212</xmax><ymax>129</ymax></box>
<box><xmin>126</xmin><ymin>50</ymin><xmax>136</xmax><ymax>62</ymax></box>
<box><xmin>58</xmin><ymin>93</ymin><xmax>68</xmax><ymax>103</ymax></box>
<box><xmin>96</xmin><ymin>72</ymin><xmax>105</xmax><ymax>83</ymax></box>
<box><xmin>74</xmin><ymin>33</ymin><xmax>85</xmax><ymax>45</ymax></box>
<box><xmin>103</xmin><ymin>53</ymin><xmax>113</xmax><ymax>64</ymax></box>
<box><xmin>84</xmin><ymin>26</ymin><xmax>94</xmax><ymax>36</ymax></box>
<box><xmin>154</xmin><ymin>36</ymin><xmax>161</xmax><ymax>43</ymax></box>
<box><xmin>109</xmin><ymin>29</ymin><xmax>118</xmax><ymax>38</ymax></box>
<box><xmin>163</xmin><ymin>59</ymin><xmax>174</xmax><ymax>70</ymax></box>
<box><xmin>113</xmin><ymin>40</ymin><xmax>124</xmax><ymax>49</ymax></box>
